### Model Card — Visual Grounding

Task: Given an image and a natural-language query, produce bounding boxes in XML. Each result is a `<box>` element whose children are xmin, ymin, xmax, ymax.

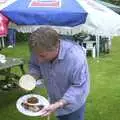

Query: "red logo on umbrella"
<box><xmin>29</xmin><ymin>0</ymin><xmax>61</xmax><ymax>8</ymax></box>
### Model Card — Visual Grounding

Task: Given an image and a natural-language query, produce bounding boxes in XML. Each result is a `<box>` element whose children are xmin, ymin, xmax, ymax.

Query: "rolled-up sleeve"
<box><xmin>62</xmin><ymin>58</ymin><xmax>89</xmax><ymax>105</ymax></box>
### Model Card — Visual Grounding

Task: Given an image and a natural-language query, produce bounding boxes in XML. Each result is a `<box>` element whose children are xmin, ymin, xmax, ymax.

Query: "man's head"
<box><xmin>29</xmin><ymin>27</ymin><xmax>59</xmax><ymax>63</ymax></box>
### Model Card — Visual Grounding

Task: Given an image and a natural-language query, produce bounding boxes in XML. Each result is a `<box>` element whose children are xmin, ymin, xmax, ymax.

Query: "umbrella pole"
<box><xmin>96</xmin><ymin>35</ymin><xmax>100</xmax><ymax>58</ymax></box>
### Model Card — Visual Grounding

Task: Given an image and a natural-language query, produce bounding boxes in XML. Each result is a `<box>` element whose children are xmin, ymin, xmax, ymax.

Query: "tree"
<box><xmin>103</xmin><ymin>0</ymin><xmax>120</xmax><ymax>5</ymax></box>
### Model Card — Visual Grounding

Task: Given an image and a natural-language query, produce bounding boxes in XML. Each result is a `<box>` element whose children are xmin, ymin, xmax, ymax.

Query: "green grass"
<box><xmin>0</xmin><ymin>37</ymin><xmax>120</xmax><ymax>120</ymax></box>
<box><xmin>86</xmin><ymin>37</ymin><xmax>120</xmax><ymax>120</ymax></box>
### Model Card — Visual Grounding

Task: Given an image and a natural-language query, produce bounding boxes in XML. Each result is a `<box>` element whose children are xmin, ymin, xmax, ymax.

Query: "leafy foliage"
<box><xmin>104</xmin><ymin>0</ymin><xmax>120</xmax><ymax>5</ymax></box>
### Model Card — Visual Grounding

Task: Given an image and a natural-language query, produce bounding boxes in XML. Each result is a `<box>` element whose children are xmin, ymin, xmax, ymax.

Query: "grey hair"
<box><xmin>29</xmin><ymin>27</ymin><xmax>59</xmax><ymax>52</ymax></box>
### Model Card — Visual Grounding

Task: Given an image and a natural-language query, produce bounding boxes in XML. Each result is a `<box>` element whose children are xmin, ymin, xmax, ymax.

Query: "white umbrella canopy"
<box><xmin>78</xmin><ymin>0</ymin><xmax>120</xmax><ymax>37</ymax></box>
<box><xmin>96</xmin><ymin>0</ymin><xmax>120</xmax><ymax>15</ymax></box>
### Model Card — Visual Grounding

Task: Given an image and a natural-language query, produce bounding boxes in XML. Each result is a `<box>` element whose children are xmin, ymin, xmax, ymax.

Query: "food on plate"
<box><xmin>21</xmin><ymin>102</ymin><xmax>44</xmax><ymax>112</ymax></box>
<box><xmin>21</xmin><ymin>97</ymin><xmax>44</xmax><ymax>112</ymax></box>
<box><xmin>27</xmin><ymin>97</ymin><xmax>39</xmax><ymax>104</ymax></box>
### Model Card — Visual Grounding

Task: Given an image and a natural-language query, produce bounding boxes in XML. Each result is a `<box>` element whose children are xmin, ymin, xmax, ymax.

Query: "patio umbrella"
<box><xmin>1</xmin><ymin>0</ymin><xmax>120</xmax><ymax>36</ymax></box>
<box><xmin>0</xmin><ymin>0</ymin><xmax>87</xmax><ymax>27</ymax></box>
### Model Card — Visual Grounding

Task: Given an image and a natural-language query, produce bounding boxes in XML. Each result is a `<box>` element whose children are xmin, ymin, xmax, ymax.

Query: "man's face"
<box><xmin>34</xmin><ymin>48</ymin><xmax>59</xmax><ymax>63</ymax></box>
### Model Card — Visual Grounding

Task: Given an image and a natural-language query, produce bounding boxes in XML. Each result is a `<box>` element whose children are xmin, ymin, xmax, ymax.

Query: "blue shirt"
<box><xmin>29</xmin><ymin>40</ymin><xmax>90</xmax><ymax>116</ymax></box>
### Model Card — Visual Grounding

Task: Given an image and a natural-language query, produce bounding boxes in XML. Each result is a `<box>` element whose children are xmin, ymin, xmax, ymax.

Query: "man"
<box><xmin>28</xmin><ymin>27</ymin><xmax>90</xmax><ymax>120</ymax></box>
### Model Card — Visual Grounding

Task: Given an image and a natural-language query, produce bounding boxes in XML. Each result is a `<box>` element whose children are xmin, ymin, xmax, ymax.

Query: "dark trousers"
<box><xmin>57</xmin><ymin>104</ymin><xmax>85</xmax><ymax>120</ymax></box>
<box><xmin>8</xmin><ymin>29</ymin><xmax>16</xmax><ymax>45</ymax></box>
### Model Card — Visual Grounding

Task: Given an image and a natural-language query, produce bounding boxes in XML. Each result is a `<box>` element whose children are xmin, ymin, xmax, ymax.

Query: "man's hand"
<box><xmin>40</xmin><ymin>99</ymin><xmax>67</xmax><ymax>117</ymax></box>
<box><xmin>40</xmin><ymin>103</ymin><xmax>59</xmax><ymax>117</ymax></box>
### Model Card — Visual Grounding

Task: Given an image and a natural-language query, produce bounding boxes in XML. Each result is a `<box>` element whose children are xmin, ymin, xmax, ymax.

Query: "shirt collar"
<box><xmin>57</xmin><ymin>40</ymin><xmax>66</xmax><ymax>60</ymax></box>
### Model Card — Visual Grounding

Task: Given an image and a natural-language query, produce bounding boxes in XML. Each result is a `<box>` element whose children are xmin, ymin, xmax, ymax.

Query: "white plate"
<box><xmin>16</xmin><ymin>94</ymin><xmax>49</xmax><ymax>116</ymax></box>
<box><xmin>19</xmin><ymin>74</ymin><xmax>36</xmax><ymax>91</ymax></box>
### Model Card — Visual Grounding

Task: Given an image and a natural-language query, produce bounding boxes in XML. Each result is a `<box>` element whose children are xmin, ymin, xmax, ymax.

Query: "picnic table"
<box><xmin>0</xmin><ymin>57</ymin><xmax>25</xmax><ymax>90</ymax></box>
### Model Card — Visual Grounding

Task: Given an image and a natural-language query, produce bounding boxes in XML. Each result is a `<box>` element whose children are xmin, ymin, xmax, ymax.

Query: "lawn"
<box><xmin>0</xmin><ymin>37</ymin><xmax>120</xmax><ymax>120</ymax></box>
